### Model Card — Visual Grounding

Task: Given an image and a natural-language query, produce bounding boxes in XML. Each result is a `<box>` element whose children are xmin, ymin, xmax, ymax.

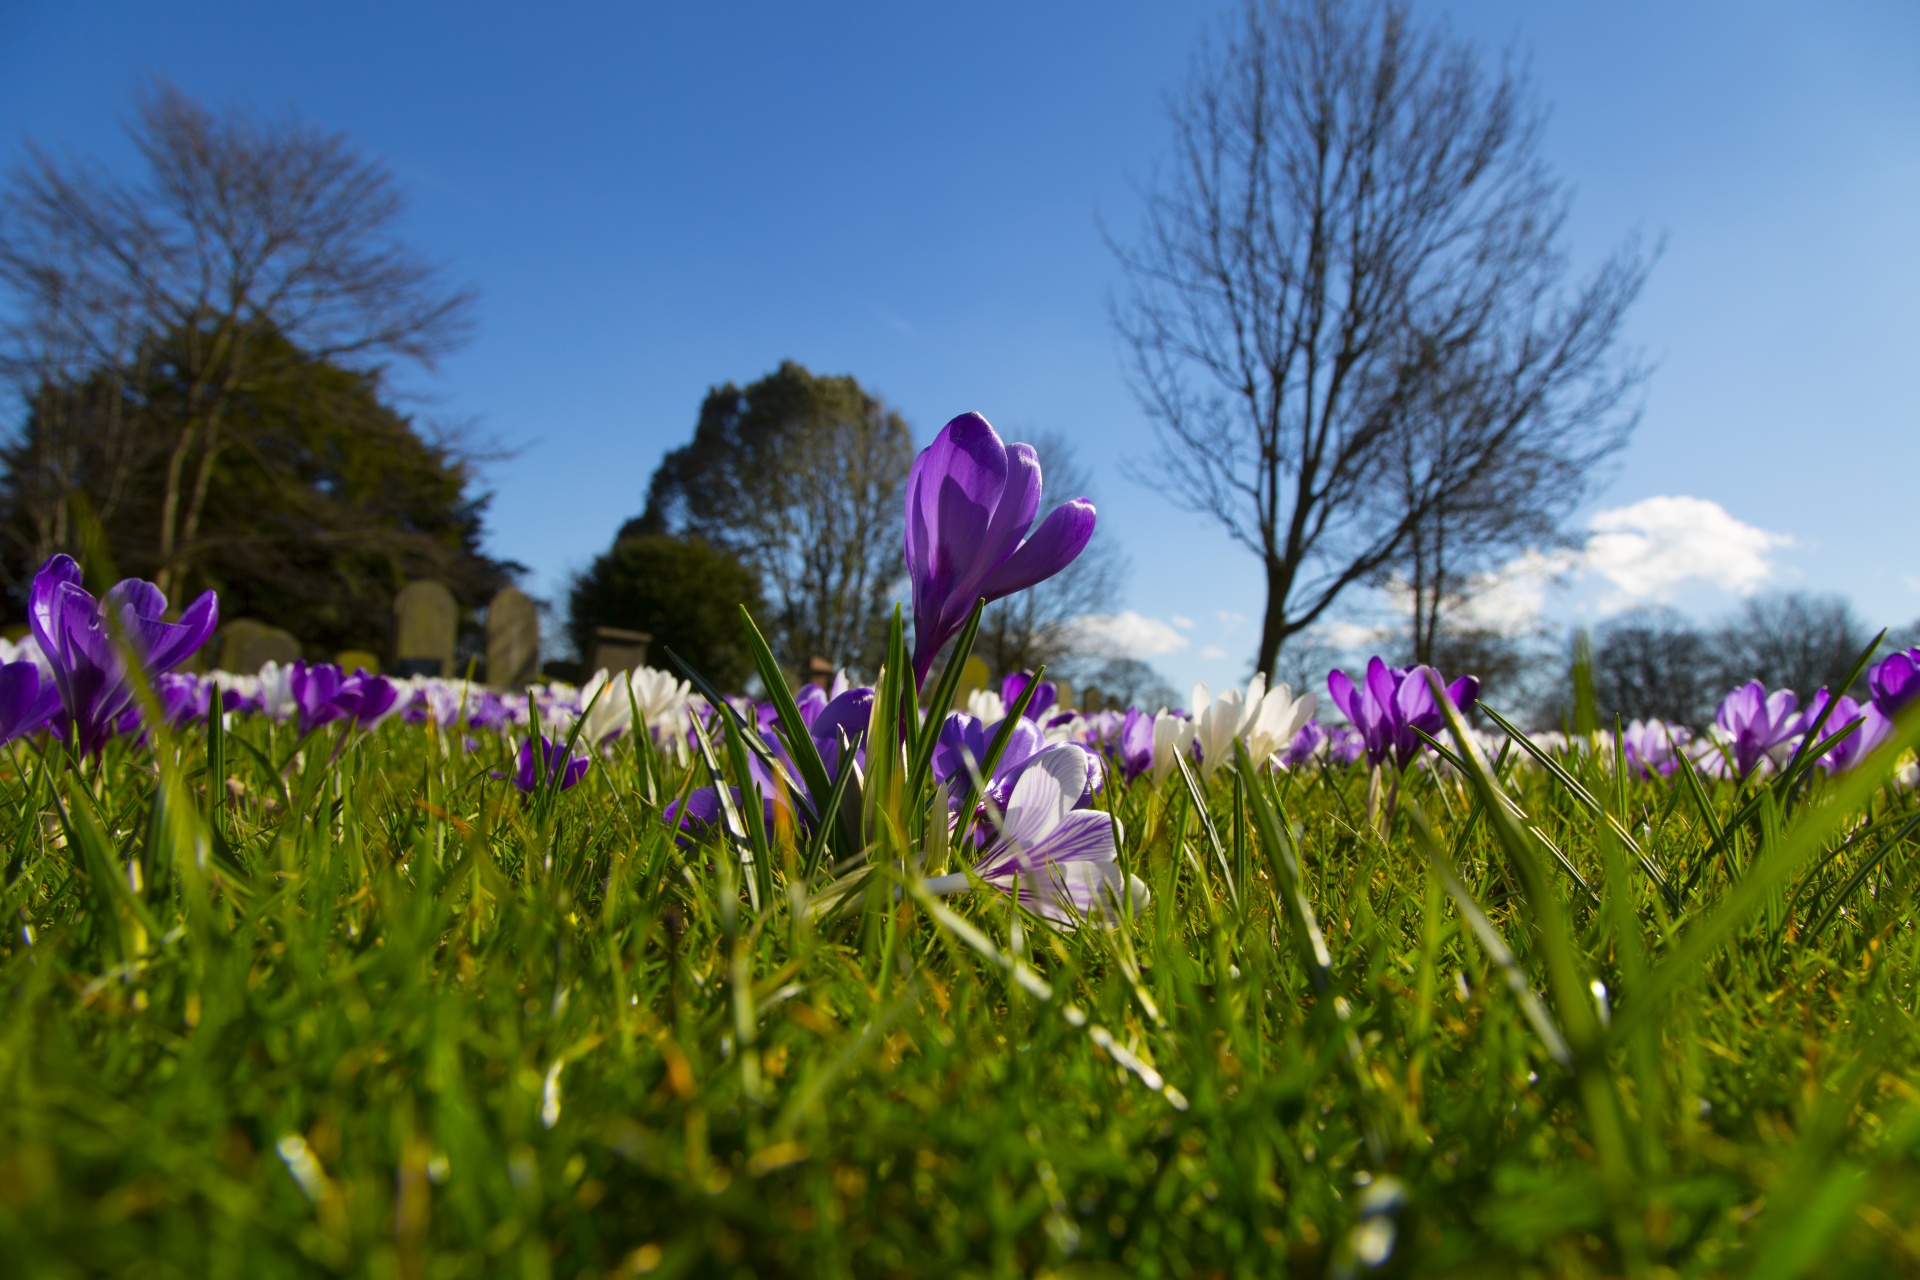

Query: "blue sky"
<box><xmin>3</xmin><ymin>1</ymin><xmax>1916</xmax><ymax>693</ymax></box>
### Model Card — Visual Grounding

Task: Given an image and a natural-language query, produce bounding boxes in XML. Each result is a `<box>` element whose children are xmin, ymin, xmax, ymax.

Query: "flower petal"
<box><xmin>1326</xmin><ymin>669</ymin><xmax>1360</xmax><ymax>724</ymax></box>
<box><xmin>974</xmin><ymin>498</ymin><xmax>1095</xmax><ymax>602</ymax></box>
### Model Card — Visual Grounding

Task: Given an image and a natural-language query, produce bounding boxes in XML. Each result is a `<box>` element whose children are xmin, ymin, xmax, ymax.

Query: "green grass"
<box><xmin>4</xmin><ymin>687</ymin><xmax>1920</xmax><ymax>1279</ymax></box>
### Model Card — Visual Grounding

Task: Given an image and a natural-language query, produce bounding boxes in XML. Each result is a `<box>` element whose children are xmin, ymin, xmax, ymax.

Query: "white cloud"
<box><xmin>1582</xmin><ymin>495</ymin><xmax>1789</xmax><ymax>609</ymax></box>
<box><xmin>1171</xmin><ymin>614</ymin><xmax>1197</xmax><ymax>631</ymax></box>
<box><xmin>1199</xmin><ymin>644</ymin><xmax>1228</xmax><ymax>660</ymax></box>
<box><xmin>1064</xmin><ymin>610</ymin><xmax>1191</xmax><ymax>658</ymax></box>
<box><xmin>1378</xmin><ymin>496</ymin><xmax>1788</xmax><ymax>632</ymax></box>
<box><xmin>1439</xmin><ymin>547</ymin><xmax>1578</xmax><ymax>633</ymax></box>
<box><xmin>1234</xmin><ymin>495</ymin><xmax>1789</xmax><ymax>657</ymax></box>
<box><xmin>1216</xmin><ymin>610</ymin><xmax>1247</xmax><ymax>629</ymax></box>
<box><xmin>1312</xmin><ymin>620</ymin><xmax>1392</xmax><ymax>651</ymax></box>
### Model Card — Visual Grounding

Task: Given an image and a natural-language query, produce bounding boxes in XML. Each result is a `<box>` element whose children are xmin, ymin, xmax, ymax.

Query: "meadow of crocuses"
<box><xmin>4</xmin><ymin>414</ymin><xmax>1920</xmax><ymax>1278</ymax></box>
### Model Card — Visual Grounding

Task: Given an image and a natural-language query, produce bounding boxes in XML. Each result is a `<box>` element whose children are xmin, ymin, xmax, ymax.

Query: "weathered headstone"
<box><xmin>220</xmin><ymin>619</ymin><xmax>301</xmax><ymax>673</ymax></box>
<box><xmin>336</xmin><ymin>649</ymin><xmax>381</xmax><ymax>675</ymax></box>
<box><xmin>590</xmin><ymin>626</ymin><xmax>651</xmax><ymax>676</ymax></box>
<box><xmin>393</xmin><ymin>580</ymin><xmax>457</xmax><ymax>678</ymax></box>
<box><xmin>1054</xmin><ymin>679</ymin><xmax>1075</xmax><ymax>713</ymax></box>
<box><xmin>952</xmin><ymin>655</ymin><xmax>990</xmax><ymax>711</ymax></box>
<box><xmin>1081</xmin><ymin>685</ymin><xmax>1106</xmax><ymax>713</ymax></box>
<box><xmin>486</xmin><ymin>587</ymin><xmax>540</xmax><ymax>689</ymax></box>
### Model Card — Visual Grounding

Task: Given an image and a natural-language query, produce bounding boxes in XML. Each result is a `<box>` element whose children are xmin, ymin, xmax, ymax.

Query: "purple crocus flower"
<box><xmin>1325</xmin><ymin>724</ymin><xmax>1366</xmax><ymax>767</ymax></box>
<box><xmin>1869</xmin><ymin>648</ymin><xmax>1920</xmax><ymax>719</ymax></box>
<box><xmin>287</xmin><ymin>662</ymin><xmax>403</xmax><ymax>734</ymax></box>
<box><xmin>217</xmin><ymin>682</ymin><xmax>265</xmax><ymax>717</ymax></box>
<box><xmin>1075</xmin><ymin>709</ymin><xmax>1123</xmax><ymax>749</ymax></box>
<box><xmin>0</xmin><ymin>660</ymin><xmax>62</xmax><ymax>746</ymax></box>
<box><xmin>1000</xmin><ymin>671</ymin><xmax>1058</xmax><ymax>721</ymax></box>
<box><xmin>153</xmin><ymin>672</ymin><xmax>211</xmax><ymax>728</ymax></box>
<box><xmin>1800</xmin><ymin>690</ymin><xmax>1892</xmax><ymax>774</ymax></box>
<box><xmin>800</xmin><ymin>686</ymin><xmax>873</xmax><ymax>780</ymax></box>
<box><xmin>1117</xmin><ymin>707</ymin><xmax>1155</xmax><ymax>783</ymax></box>
<box><xmin>1281</xmin><ymin>720</ymin><xmax>1326</xmax><ymax>769</ymax></box>
<box><xmin>289</xmin><ymin>662</ymin><xmax>351</xmax><ymax>735</ymax></box>
<box><xmin>29</xmin><ymin>554</ymin><xmax>218</xmax><ymax>756</ymax></box>
<box><xmin>468</xmin><ymin>691</ymin><xmax>511</xmax><ymax>733</ymax></box>
<box><xmin>509</xmin><ymin>734</ymin><xmax>591</xmax><ymax>794</ymax></box>
<box><xmin>1326</xmin><ymin>657</ymin><xmax>1480</xmax><ymax>771</ymax></box>
<box><xmin>402</xmin><ymin>680</ymin><xmax>472</xmax><ymax>729</ymax></box>
<box><xmin>1621</xmin><ymin>719</ymin><xmax>1690</xmax><ymax>779</ymax></box>
<box><xmin>1713</xmin><ymin>681</ymin><xmax>1804</xmax><ymax>779</ymax></box>
<box><xmin>931</xmin><ymin>709</ymin><xmax>1099</xmax><ymax>824</ymax></box>
<box><xmin>934</xmin><ymin>711</ymin><xmax>1038</xmax><ymax>798</ymax></box>
<box><xmin>347</xmin><ymin>673</ymin><xmax>402</xmax><ymax>729</ymax></box>
<box><xmin>905</xmin><ymin>413</ymin><xmax>1096</xmax><ymax>683</ymax></box>
<box><xmin>671</xmin><ymin>687</ymin><xmax>875</xmax><ymax>846</ymax></box>
<box><xmin>795</xmin><ymin>670</ymin><xmax>853</xmax><ymax>731</ymax></box>
<box><xmin>920</xmin><ymin>744</ymin><xmax>1147</xmax><ymax>926</ymax></box>
<box><xmin>663</xmin><ymin>785</ymin><xmax>780</xmax><ymax>849</ymax></box>
<box><xmin>756</xmin><ymin>687</ymin><xmax>871</xmax><ymax>796</ymax></box>
<box><xmin>932</xmin><ymin>711</ymin><xmax>990</xmax><ymax>789</ymax></box>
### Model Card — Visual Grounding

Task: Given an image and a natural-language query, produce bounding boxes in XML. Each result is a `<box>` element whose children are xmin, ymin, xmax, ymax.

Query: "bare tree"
<box><xmin>1113</xmin><ymin>0</ymin><xmax>1649</xmax><ymax>677</ymax></box>
<box><xmin>1713</xmin><ymin>592</ymin><xmax>1871</xmax><ymax>701</ymax></box>
<box><xmin>1390</xmin><ymin>287</ymin><xmax>1646</xmax><ymax>663</ymax></box>
<box><xmin>1584</xmin><ymin>609</ymin><xmax>1718</xmax><ymax>725</ymax></box>
<box><xmin>1574</xmin><ymin>595</ymin><xmax>1870</xmax><ymax>731</ymax></box>
<box><xmin>0</xmin><ymin>83</ymin><xmax>473</xmax><ymax>598</ymax></box>
<box><xmin>973</xmin><ymin>431</ymin><xmax>1128</xmax><ymax>678</ymax></box>
<box><xmin>634</xmin><ymin>361</ymin><xmax>914</xmax><ymax>675</ymax></box>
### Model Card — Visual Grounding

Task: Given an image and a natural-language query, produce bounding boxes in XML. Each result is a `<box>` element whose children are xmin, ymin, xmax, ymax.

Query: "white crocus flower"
<box><xmin>256</xmin><ymin>661</ymin><xmax>299</xmax><ymax>722</ymax></box>
<box><xmin>1150</xmin><ymin>711</ymin><xmax>1196</xmax><ymax>788</ymax></box>
<box><xmin>1241</xmin><ymin>680</ymin><xmax>1317</xmax><ymax>765</ymax></box>
<box><xmin>922</xmin><ymin>744</ymin><xmax>1148</xmax><ymax>927</ymax></box>
<box><xmin>574</xmin><ymin>666</ymin><xmax>693</xmax><ymax>747</ymax></box>
<box><xmin>1190</xmin><ymin>682</ymin><xmax>1246</xmax><ymax>780</ymax></box>
<box><xmin>966</xmin><ymin>688</ymin><xmax>1007</xmax><ymax>723</ymax></box>
<box><xmin>577</xmin><ymin>668</ymin><xmax>636</xmax><ymax>745</ymax></box>
<box><xmin>0</xmin><ymin>634</ymin><xmax>50</xmax><ymax>673</ymax></box>
<box><xmin>1042</xmin><ymin>712</ymin><xmax>1083</xmax><ymax>746</ymax></box>
<box><xmin>626</xmin><ymin>666</ymin><xmax>693</xmax><ymax>740</ymax></box>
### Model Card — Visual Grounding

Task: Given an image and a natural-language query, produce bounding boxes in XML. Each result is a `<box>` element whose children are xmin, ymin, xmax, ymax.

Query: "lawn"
<box><xmin>4</xmin><ymin>628</ymin><xmax>1920</xmax><ymax>1279</ymax></box>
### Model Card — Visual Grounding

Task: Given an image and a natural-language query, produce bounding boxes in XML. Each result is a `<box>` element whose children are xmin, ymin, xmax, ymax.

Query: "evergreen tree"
<box><xmin>0</xmin><ymin>326</ymin><xmax>513</xmax><ymax>655</ymax></box>
<box><xmin>567</xmin><ymin>533</ymin><xmax>762</xmax><ymax>691</ymax></box>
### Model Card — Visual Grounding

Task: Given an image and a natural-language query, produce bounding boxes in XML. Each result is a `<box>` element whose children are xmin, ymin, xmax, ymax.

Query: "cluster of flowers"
<box><xmin>0</xmin><ymin>552</ymin><xmax>709</xmax><ymax>795</ymax></box>
<box><xmin>2</xmin><ymin>412</ymin><xmax>1911</xmax><ymax>926</ymax></box>
<box><xmin>664</xmin><ymin>416</ymin><xmax>1495</xmax><ymax>924</ymax></box>
<box><xmin>1608</xmin><ymin>652</ymin><xmax>1918</xmax><ymax>784</ymax></box>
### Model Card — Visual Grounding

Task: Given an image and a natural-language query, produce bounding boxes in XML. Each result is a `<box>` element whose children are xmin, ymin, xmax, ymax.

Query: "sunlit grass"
<box><xmin>4</xmin><ymin>685</ymin><xmax>1920</xmax><ymax>1279</ymax></box>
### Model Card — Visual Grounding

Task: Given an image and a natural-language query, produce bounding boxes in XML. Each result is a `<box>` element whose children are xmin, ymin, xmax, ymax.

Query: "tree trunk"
<box><xmin>153</xmin><ymin>417</ymin><xmax>201</xmax><ymax>599</ymax></box>
<box><xmin>1256</xmin><ymin>555</ymin><xmax>1291</xmax><ymax>679</ymax></box>
<box><xmin>172</xmin><ymin>419</ymin><xmax>226</xmax><ymax>605</ymax></box>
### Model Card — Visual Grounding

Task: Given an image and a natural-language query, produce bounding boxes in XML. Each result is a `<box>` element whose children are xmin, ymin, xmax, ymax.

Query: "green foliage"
<box><xmin>627</xmin><ymin>360</ymin><xmax>913</xmax><ymax>673</ymax></box>
<box><xmin>0</xmin><ymin>326</ymin><xmax>514</xmax><ymax>652</ymax></box>
<box><xmin>4</xmin><ymin>668</ymin><xmax>1920</xmax><ymax>1276</ymax></box>
<box><xmin>567</xmin><ymin>532</ymin><xmax>763</xmax><ymax>690</ymax></box>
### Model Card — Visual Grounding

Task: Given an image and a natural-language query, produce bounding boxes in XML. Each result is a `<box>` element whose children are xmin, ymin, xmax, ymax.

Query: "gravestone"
<box><xmin>393</xmin><ymin>580</ymin><xmax>457</xmax><ymax>678</ymax></box>
<box><xmin>220</xmin><ymin>619</ymin><xmax>301</xmax><ymax>673</ymax></box>
<box><xmin>486</xmin><ymin>587</ymin><xmax>540</xmax><ymax>689</ymax></box>
<box><xmin>1054</xmin><ymin>679</ymin><xmax>1075</xmax><ymax>713</ymax></box>
<box><xmin>590</xmin><ymin>626</ymin><xmax>651</xmax><ymax>676</ymax></box>
<box><xmin>1081</xmin><ymin>685</ymin><xmax>1106</xmax><ymax>713</ymax></box>
<box><xmin>952</xmin><ymin>655</ymin><xmax>990</xmax><ymax>711</ymax></box>
<box><xmin>336</xmin><ymin>650</ymin><xmax>380</xmax><ymax>675</ymax></box>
